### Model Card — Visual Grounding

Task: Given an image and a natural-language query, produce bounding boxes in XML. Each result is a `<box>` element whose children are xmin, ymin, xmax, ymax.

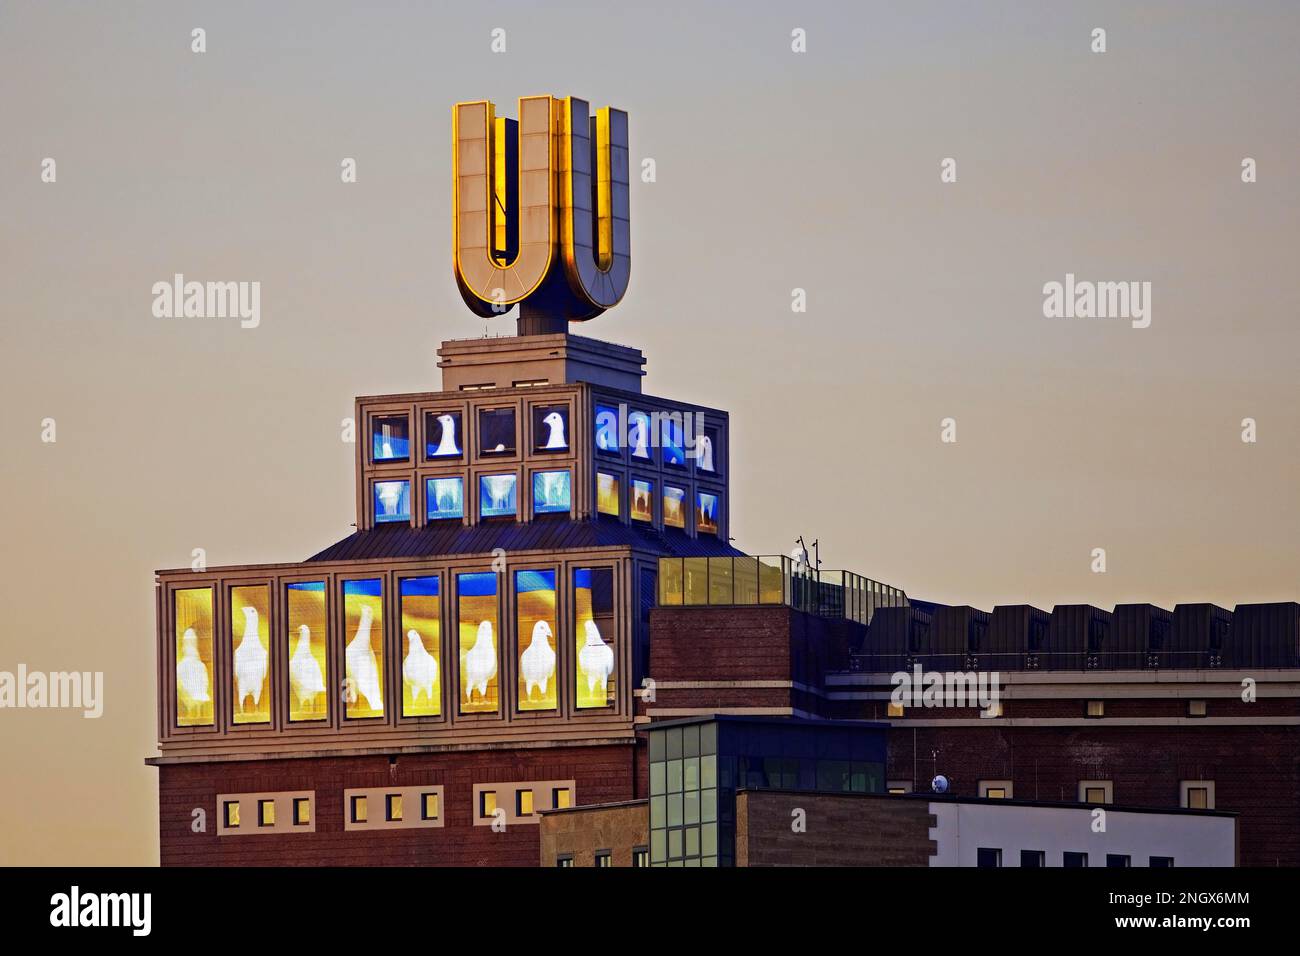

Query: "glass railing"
<box><xmin>657</xmin><ymin>555</ymin><xmax>907</xmax><ymax>626</ymax></box>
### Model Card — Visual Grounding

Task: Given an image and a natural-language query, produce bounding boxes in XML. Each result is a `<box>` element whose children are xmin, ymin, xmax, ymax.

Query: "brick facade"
<box><xmin>538</xmin><ymin>801</ymin><xmax>649</xmax><ymax>866</ymax></box>
<box><xmin>736</xmin><ymin>791</ymin><xmax>936</xmax><ymax>866</ymax></box>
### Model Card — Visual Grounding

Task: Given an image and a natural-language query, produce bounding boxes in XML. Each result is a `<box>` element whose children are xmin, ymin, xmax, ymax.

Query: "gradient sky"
<box><xmin>1</xmin><ymin>1</ymin><xmax>1297</xmax><ymax>864</ymax></box>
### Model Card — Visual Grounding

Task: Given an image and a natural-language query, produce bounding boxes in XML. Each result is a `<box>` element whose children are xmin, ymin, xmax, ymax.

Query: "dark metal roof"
<box><xmin>306</xmin><ymin>517</ymin><xmax>745</xmax><ymax>563</ymax></box>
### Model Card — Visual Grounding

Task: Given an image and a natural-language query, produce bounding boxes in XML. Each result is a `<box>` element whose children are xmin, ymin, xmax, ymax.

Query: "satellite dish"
<box><xmin>931</xmin><ymin>775</ymin><xmax>949</xmax><ymax>794</ymax></box>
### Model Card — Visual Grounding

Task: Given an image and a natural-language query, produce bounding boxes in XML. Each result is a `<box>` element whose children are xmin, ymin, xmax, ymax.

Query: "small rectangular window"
<box><xmin>516</xmin><ymin>789</ymin><xmax>534</xmax><ymax>817</ymax></box>
<box><xmin>1186</xmin><ymin>787</ymin><xmax>1209</xmax><ymax>810</ymax></box>
<box><xmin>293</xmin><ymin>798</ymin><xmax>311</xmax><ymax>826</ymax></box>
<box><xmin>552</xmin><ymin>787</ymin><xmax>571</xmax><ymax>810</ymax></box>
<box><xmin>1188</xmin><ymin>699</ymin><xmax>1207</xmax><ymax>717</ymax></box>
<box><xmin>632</xmin><ymin>847</ymin><xmax>649</xmax><ymax>867</ymax></box>
<box><xmin>223</xmin><ymin>801</ymin><xmax>240</xmax><ymax>829</ymax></box>
<box><xmin>421</xmin><ymin>793</ymin><xmax>439</xmax><ymax>820</ymax></box>
<box><xmin>976</xmin><ymin>847</ymin><xmax>1002</xmax><ymax>868</ymax></box>
<box><xmin>595</xmin><ymin>850</ymin><xmax>612</xmax><ymax>868</ymax></box>
<box><xmin>1150</xmin><ymin>856</ymin><xmax>1175</xmax><ymax>868</ymax></box>
<box><xmin>351</xmin><ymin>795</ymin><xmax>368</xmax><ymax>824</ymax></box>
<box><xmin>1084</xmin><ymin>787</ymin><xmax>1108</xmax><ymax>804</ymax></box>
<box><xmin>1086</xmin><ymin>700</ymin><xmax>1105</xmax><ymax>718</ymax></box>
<box><xmin>556</xmin><ymin>855</ymin><xmax>574</xmax><ymax>868</ymax></box>
<box><xmin>1063</xmin><ymin>851</ymin><xmax>1088</xmax><ymax>868</ymax></box>
<box><xmin>1020</xmin><ymin>850</ymin><xmax>1045</xmax><ymax>867</ymax></box>
<box><xmin>480</xmin><ymin>790</ymin><xmax>497</xmax><ymax>819</ymax></box>
<box><xmin>386</xmin><ymin>794</ymin><xmax>403</xmax><ymax>822</ymax></box>
<box><xmin>985</xmin><ymin>788</ymin><xmax>1006</xmax><ymax>799</ymax></box>
<box><xmin>1106</xmin><ymin>854</ymin><xmax>1131</xmax><ymax>868</ymax></box>
<box><xmin>886</xmin><ymin>701</ymin><xmax>904</xmax><ymax>718</ymax></box>
<box><xmin>258</xmin><ymin>799</ymin><xmax>275</xmax><ymax>827</ymax></box>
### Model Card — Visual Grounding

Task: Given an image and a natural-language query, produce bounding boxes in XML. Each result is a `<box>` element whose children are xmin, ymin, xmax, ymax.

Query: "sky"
<box><xmin>1</xmin><ymin>1</ymin><xmax>1297</xmax><ymax>864</ymax></box>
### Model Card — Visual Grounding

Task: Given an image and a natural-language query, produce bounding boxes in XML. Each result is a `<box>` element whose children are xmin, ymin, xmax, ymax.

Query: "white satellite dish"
<box><xmin>931</xmin><ymin>774</ymin><xmax>949</xmax><ymax>794</ymax></box>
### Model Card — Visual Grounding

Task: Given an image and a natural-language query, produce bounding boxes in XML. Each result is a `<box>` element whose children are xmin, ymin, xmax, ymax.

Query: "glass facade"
<box><xmin>574</xmin><ymin>568</ymin><xmax>616</xmax><ymax>708</ymax></box>
<box><xmin>458</xmin><ymin>572</ymin><xmax>499</xmax><ymax>714</ymax></box>
<box><xmin>230</xmin><ymin>584</ymin><xmax>270</xmax><ymax>724</ymax></box>
<box><xmin>648</xmin><ymin>718</ymin><xmax>887</xmax><ymax>867</ymax></box>
<box><xmin>174</xmin><ymin>587</ymin><xmax>214</xmax><ymax>726</ymax></box>
<box><xmin>287</xmin><ymin>581</ymin><xmax>328</xmax><ymax>721</ymax></box>
<box><xmin>343</xmin><ymin>579</ymin><xmax>384</xmax><ymax>719</ymax></box>
<box><xmin>516</xmin><ymin>570</ymin><xmax>558</xmax><ymax>711</ymax></box>
<box><xmin>400</xmin><ymin>576</ymin><xmax>441</xmax><ymax>717</ymax></box>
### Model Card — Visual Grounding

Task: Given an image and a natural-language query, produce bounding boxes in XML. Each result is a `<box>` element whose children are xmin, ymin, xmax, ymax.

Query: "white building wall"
<box><xmin>927</xmin><ymin>802</ymin><xmax>1235</xmax><ymax>867</ymax></box>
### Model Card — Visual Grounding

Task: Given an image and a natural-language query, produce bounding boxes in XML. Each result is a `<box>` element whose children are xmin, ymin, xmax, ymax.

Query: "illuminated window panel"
<box><xmin>374</xmin><ymin>480</ymin><xmax>411</xmax><ymax>524</ymax></box>
<box><xmin>696</xmin><ymin>492</ymin><xmax>719</xmax><ymax>535</ymax></box>
<box><xmin>478</xmin><ymin>407</ymin><xmax>516</xmax><ymax>456</ymax></box>
<box><xmin>516</xmin><ymin>570</ymin><xmax>558</xmax><ymax>712</ymax></box>
<box><xmin>458</xmin><ymin>572</ymin><xmax>499</xmax><ymax>714</ymax></box>
<box><xmin>697</xmin><ymin>424</ymin><xmax>719</xmax><ymax>473</ymax></box>
<box><xmin>630</xmin><ymin>478</ymin><xmax>653</xmax><ymax>523</ymax></box>
<box><xmin>386</xmin><ymin>794</ymin><xmax>403</xmax><ymax>822</ymax></box>
<box><xmin>258</xmin><ymin>800</ymin><xmax>275</xmax><ymax>827</ymax></box>
<box><xmin>223</xmin><ymin>801</ymin><xmax>240</xmax><ymax>829</ymax></box>
<box><xmin>400</xmin><ymin>576</ymin><xmax>441</xmax><ymax>717</ymax></box>
<box><xmin>421</xmin><ymin>793</ymin><xmax>439</xmax><ymax>820</ymax></box>
<box><xmin>594</xmin><ymin>403</ymin><xmax>620</xmax><ymax>453</ymax></box>
<box><xmin>553</xmin><ymin>787</ymin><xmax>571</xmax><ymax>809</ymax></box>
<box><xmin>532</xmin><ymin>470</ymin><xmax>571</xmax><ymax>515</ymax></box>
<box><xmin>517</xmin><ymin>790</ymin><xmax>535</xmax><ymax>816</ymax></box>
<box><xmin>663</xmin><ymin>486</ymin><xmax>686</xmax><ymax>529</ymax></box>
<box><xmin>480</xmin><ymin>790</ymin><xmax>497</xmax><ymax>819</ymax></box>
<box><xmin>532</xmin><ymin>404</ymin><xmax>569</xmax><ymax>452</ymax></box>
<box><xmin>480</xmin><ymin>474</ymin><xmax>518</xmax><ymax>519</ymax></box>
<box><xmin>596</xmin><ymin>472</ymin><xmax>620</xmax><ymax>517</ymax></box>
<box><xmin>574</xmin><ymin>568</ymin><xmax>616</xmax><ymax>708</ymax></box>
<box><xmin>628</xmin><ymin>411</ymin><xmax>651</xmax><ymax>459</ymax></box>
<box><xmin>371</xmin><ymin>414</ymin><xmax>410</xmax><ymax>462</ymax></box>
<box><xmin>351</xmin><ymin>795</ymin><xmax>368</xmax><ymax>824</ymax></box>
<box><xmin>426</xmin><ymin>477</ymin><xmax>464</xmax><ymax>521</ymax></box>
<box><xmin>293</xmin><ymin>798</ymin><xmax>311</xmax><ymax>826</ymax></box>
<box><xmin>286</xmin><ymin>582</ymin><xmax>328</xmax><ymax>722</ymax></box>
<box><xmin>342</xmin><ymin>579</ymin><xmax>384</xmax><ymax>719</ymax></box>
<box><xmin>661</xmin><ymin>414</ymin><xmax>686</xmax><ymax>466</ymax></box>
<box><xmin>174</xmin><ymin>587</ymin><xmax>214</xmax><ymax>727</ymax></box>
<box><xmin>425</xmin><ymin>410</ymin><xmax>463</xmax><ymax>459</ymax></box>
<box><xmin>230</xmin><ymin>585</ymin><xmax>270</xmax><ymax>725</ymax></box>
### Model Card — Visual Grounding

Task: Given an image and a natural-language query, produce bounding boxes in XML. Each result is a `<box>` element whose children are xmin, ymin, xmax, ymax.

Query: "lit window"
<box><xmin>1079</xmin><ymin>779</ymin><xmax>1113</xmax><ymax>804</ymax></box>
<box><xmin>175</xmin><ymin>588</ymin><xmax>215</xmax><ymax>727</ymax></box>
<box><xmin>1188</xmin><ymin>699</ymin><xmax>1207</xmax><ymax>717</ymax></box>
<box><xmin>532</xmin><ymin>470</ymin><xmax>571</xmax><ymax>515</ymax></box>
<box><xmin>517</xmin><ymin>790</ymin><xmax>534</xmax><ymax>817</ymax></box>
<box><xmin>662</xmin><ymin>486</ymin><xmax>686</xmax><ymax>529</ymax></box>
<box><xmin>1063</xmin><ymin>851</ymin><xmax>1088</xmax><ymax>868</ymax></box>
<box><xmin>596</xmin><ymin>472</ymin><xmax>620</xmax><ymax>517</ymax></box>
<box><xmin>594</xmin><ymin>404</ymin><xmax>621</xmax><ymax>454</ymax></box>
<box><xmin>887</xmin><ymin>780</ymin><xmax>911</xmax><ymax>795</ymax></box>
<box><xmin>479</xmin><ymin>474</ymin><xmax>518</xmax><ymax>518</ymax></box>
<box><xmin>478</xmin><ymin>407</ymin><xmax>516</xmax><ymax>456</ymax></box>
<box><xmin>532</xmin><ymin>405</ymin><xmax>569</xmax><ymax>452</ymax></box>
<box><xmin>351</xmin><ymin>795</ymin><xmax>368</xmax><ymax>824</ymax></box>
<box><xmin>660</xmin><ymin>415</ymin><xmax>686</xmax><ymax>466</ymax></box>
<box><xmin>886</xmin><ymin>701</ymin><xmax>904</xmax><ymax>718</ymax></box>
<box><xmin>223</xmin><ymin>801</ymin><xmax>240</xmax><ymax>829</ymax></box>
<box><xmin>632</xmin><ymin>847</ymin><xmax>649</xmax><ymax>867</ymax></box>
<box><xmin>480</xmin><ymin>791</ymin><xmax>497</xmax><ymax>819</ymax></box>
<box><xmin>293</xmin><ymin>798</ymin><xmax>311</xmax><ymax>826</ymax></box>
<box><xmin>372</xmin><ymin>414</ymin><xmax>410</xmax><ymax>462</ymax></box>
<box><xmin>979</xmin><ymin>780</ymin><xmax>1013</xmax><ymax>799</ymax></box>
<box><xmin>695</xmin><ymin>493</ymin><xmax>719</xmax><ymax>535</ymax></box>
<box><xmin>628</xmin><ymin>411</ymin><xmax>651</xmax><ymax>459</ymax></box>
<box><xmin>426</xmin><ymin>477</ymin><xmax>465</xmax><ymax>521</ymax></box>
<box><xmin>342</xmin><ymin>580</ymin><xmax>384</xmax><ymax>719</ymax></box>
<box><xmin>425</xmin><ymin>411</ymin><xmax>463</xmax><ymax>459</ymax></box>
<box><xmin>258</xmin><ymin>800</ymin><xmax>275</xmax><ymax>827</ymax></box>
<box><xmin>630</xmin><ymin>479</ymin><xmax>653</xmax><ymax>523</ymax></box>
<box><xmin>386</xmin><ymin>794</ymin><xmax>403</xmax><ymax>822</ymax></box>
<box><xmin>976</xmin><ymin>848</ymin><xmax>1002</xmax><ymax>868</ymax></box>
<box><xmin>986</xmin><ymin>788</ymin><xmax>1006</xmax><ymax>800</ymax></box>
<box><xmin>421</xmin><ymin>793</ymin><xmax>439</xmax><ymax>820</ymax></box>
<box><xmin>286</xmin><ymin>581</ymin><xmax>328</xmax><ymax>723</ymax></box>
<box><xmin>595</xmin><ymin>850</ymin><xmax>612</xmax><ymax>868</ymax></box>
<box><xmin>1086</xmin><ymin>700</ymin><xmax>1104</xmax><ymax>718</ymax></box>
<box><xmin>556</xmin><ymin>855</ymin><xmax>575</xmax><ymax>868</ymax></box>
<box><xmin>552</xmin><ymin>787</ymin><xmax>572</xmax><ymax>810</ymax></box>
<box><xmin>374</xmin><ymin>480</ymin><xmax>411</xmax><ymax>523</ymax></box>
<box><xmin>1182</xmin><ymin>782</ymin><xmax>1214</xmax><ymax>810</ymax></box>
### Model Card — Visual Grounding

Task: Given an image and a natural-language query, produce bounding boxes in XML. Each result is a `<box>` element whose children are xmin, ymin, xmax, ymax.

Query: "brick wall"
<box><xmin>538</xmin><ymin>801</ymin><xmax>648</xmax><ymax>867</ymax></box>
<box><xmin>736</xmin><ymin>791</ymin><xmax>936</xmax><ymax>866</ymax></box>
<box><xmin>158</xmin><ymin>743</ymin><xmax>636</xmax><ymax>866</ymax></box>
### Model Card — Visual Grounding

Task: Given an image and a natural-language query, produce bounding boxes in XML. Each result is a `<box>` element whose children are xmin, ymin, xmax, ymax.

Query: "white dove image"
<box><xmin>345</xmin><ymin>605</ymin><xmax>383</xmax><ymax>712</ymax></box>
<box><xmin>176</xmin><ymin>627</ymin><xmax>210</xmax><ymax>712</ymax></box>
<box><xmin>520</xmin><ymin>620</ymin><xmax>556</xmax><ymax>698</ymax></box>
<box><xmin>630</xmin><ymin>417</ymin><xmax>649</xmax><ymax>457</ymax></box>
<box><xmin>484</xmin><ymin>475</ymin><xmax>513</xmax><ymax>510</ymax></box>
<box><xmin>233</xmin><ymin>605</ymin><xmax>268</xmax><ymax>711</ymax></box>
<box><xmin>377</xmin><ymin>482</ymin><xmax>402</xmax><ymax>516</ymax></box>
<box><xmin>538</xmin><ymin>471</ymin><xmax>565</xmax><ymax>508</ymax></box>
<box><xmin>403</xmin><ymin>629</ymin><xmax>438</xmax><ymax>704</ymax></box>
<box><xmin>697</xmin><ymin>433</ymin><xmax>714</xmax><ymax>471</ymax></box>
<box><xmin>432</xmin><ymin>413</ymin><xmax>459</xmax><ymax>456</ymax></box>
<box><xmin>464</xmin><ymin>619</ymin><xmax>497</xmax><ymax>700</ymax></box>
<box><xmin>291</xmin><ymin>624</ymin><xmax>326</xmax><ymax>708</ymax></box>
<box><xmin>579</xmin><ymin>619</ymin><xmax>615</xmax><ymax>696</ymax></box>
<box><xmin>542</xmin><ymin>411</ymin><xmax>567</xmax><ymax>449</ymax></box>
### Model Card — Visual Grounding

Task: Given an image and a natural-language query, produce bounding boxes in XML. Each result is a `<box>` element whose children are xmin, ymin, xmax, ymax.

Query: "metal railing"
<box><xmin>845</xmin><ymin>650</ymin><xmax>1246</xmax><ymax>673</ymax></box>
<box><xmin>657</xmin><ymin>556</ymin><xmax>908</xmax><ymax>626</ymax></box>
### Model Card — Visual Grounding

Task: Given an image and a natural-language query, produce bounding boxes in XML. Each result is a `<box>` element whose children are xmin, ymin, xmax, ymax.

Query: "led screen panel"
<box><xmin>574</xmin><ymin>568</ymin><xmax>616</xmax><ymax>708</ymax></box>
<box><xmin>478</xmin><ymin>407</ymin><xmax>516</xmax><ymax>456</ymax></box>
<box><xmin>594</xmin><ymin>403</ymin><xmax>620</xmax><ymax>453</ymax></box>
<box><xmin>458</xmin><ymin>572</ymin><xmax>499</xmax><ymax>714</ymax></box>
<box><xmin>400</xmin><ymin>576</ymin><xmax>441</xmax><ymax>717</ymax></box>
<box><xmin>663</xmin><ymin>486</ymin><xmax>686</xmax><ymax>529</ymax></box>
<box><xmin>427</xmin><ymin>477</ymin><xmax>464</xmax><ymax>521</ymax></box>
<box><xmin>374</xmin><ymin>480</ymin><xmax>411</xmax><ymax>523</ymax></box>
<box><xmin>696</xmin><ymin>493</ymin><xmax>719</xmax><ymax>535</ymax></box>
<box><xmin>596</xmin><ymin>472</ymin><xmax>620</xmax><ymax>517</ymax></box>
<box><xmin>698</xmin><ymin>424</ymin><xmax>720</xmax><ymax>473</ymax></box>
<box><xmin>480</xmin><ymin>474</ymin><xmax>518</xmax><ymax>518</ymax></box>
<box><xmin>533</xmin><ymin>404</ymin><xmax>569</xmax><ymax>452</ymax></box>
<box><xmin>343</xmin><ymin>579</ymin><xmax>384</xmax><ymax>719</ymax></box>
<box><xmin>425</xmin><ymin>410</ymin><xmax>463</xmax><ymax>459</ymax></box>
<box><xmin>287</xmin><ymin>581</ymin><xmax>328</xmax><ymax>721</ymax></box>
<box><xmin>372</xmin><ymin>414</ymin><xmax>410</xmax><ymax>462</ymax></box>
<box><xmin>533</xmin><ymin>470</ymin><xmax>571</xmax><ymax>515</ymax></box>
<box><xmin>628</xmin><ymin>411</ymin><xmax>651</xmax><ymax>459</ymax></box>
<box><xmin>516</xmin><ymin>570</ymin><xmax>558</xmax><ymax>711</ymax></box>
<box><xmin>230</xmin><ymin>584</ymin><xmax>270</xmax><ymax>725</ymax></box>
<box><xmin>630</xmin><ymin>478</ymin><xmax>653</xmax><ymax>523</ymax></box>
<box><xmin>175</xmin><ymin>587</ymin><xmax>214</xmax><ymax>727</ymax></box>
<box><xmin>661</xmin><ymin>414</ymin><xmax>686</xmax><ymax>466</ymax></box>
